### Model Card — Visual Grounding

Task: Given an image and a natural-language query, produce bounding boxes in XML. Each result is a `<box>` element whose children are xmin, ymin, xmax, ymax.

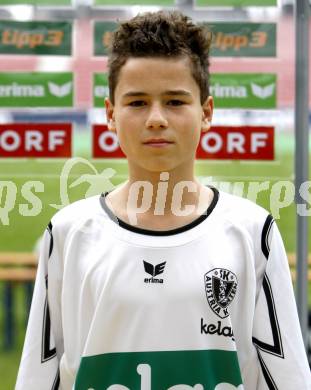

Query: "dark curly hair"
<box><xmin>107</xmin><ymin>10</ymin><xmax>212</xmax><ymax>104</ymax></box>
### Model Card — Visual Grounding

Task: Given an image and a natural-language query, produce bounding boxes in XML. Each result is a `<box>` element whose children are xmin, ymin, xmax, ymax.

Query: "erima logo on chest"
<box><xmin>143</xmin><ymin>261</ymin><xmax>166</xmax><ymax>284</ymax></box>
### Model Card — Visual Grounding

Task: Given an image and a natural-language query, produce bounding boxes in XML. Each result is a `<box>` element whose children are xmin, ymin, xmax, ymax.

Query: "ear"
<box><xmin>201</xmin><ymin>95</ymin><xmax>214</xmax><ymax>133</ymax></box>
<box><xmin>105</xmin><ymin>97</ymin><xmax>116</xmax><ymax>132</ymax></box>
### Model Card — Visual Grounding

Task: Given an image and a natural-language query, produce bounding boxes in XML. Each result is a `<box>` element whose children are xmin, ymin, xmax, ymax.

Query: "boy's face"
<box><xmin>105</xmin><ymin>56</ymin><xmax>213</xmax><ymax>176</ymax></box>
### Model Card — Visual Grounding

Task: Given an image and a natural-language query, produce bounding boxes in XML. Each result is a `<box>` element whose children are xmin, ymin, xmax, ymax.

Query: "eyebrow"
<box><xmin>122</xmin><ymin>90</ymin><xmax>192</xmax><ymax>98</ymax></box>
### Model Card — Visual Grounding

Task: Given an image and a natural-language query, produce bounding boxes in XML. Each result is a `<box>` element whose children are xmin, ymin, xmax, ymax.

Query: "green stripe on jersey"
<box><xmin>74</xmin><ymin>349</ymin><xmax>243</xmax><ymax>389</ymax></box>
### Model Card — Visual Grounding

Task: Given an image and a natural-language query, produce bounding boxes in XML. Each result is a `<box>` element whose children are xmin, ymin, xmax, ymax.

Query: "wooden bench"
<box><xmin>0</xmin><ymin>252</ymin><xmax>37</xmax><ymax>349</ymax></box>
<box><xmin>0</xmin><ymin>252</ymin><xmax>309</xmax><ymax>282</ymax></box>
<box><xmin>0</xmin><ymin>252</ymin><xmax>37</xmax><ymax>282</ymax></box>
<box><xmin>287</xmin><ymin>253</ymin><xmax>311</xmax><ymax>281</ymax></box>
<box><xmin>0</xmin><ymin>251</ymin><xmax>310</xmax><ymax>350</ymax></box>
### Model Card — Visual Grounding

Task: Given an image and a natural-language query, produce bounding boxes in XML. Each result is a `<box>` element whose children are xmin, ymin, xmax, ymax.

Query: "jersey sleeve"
<box><xmin>252</xmin><ymin>215</ymin><xmax>311</xmax><ymax>389</ymax></box>
<box><xmin>16</xmin><ymin>221</ymin><xmax>63</xmax><ymax>390</ymax></box>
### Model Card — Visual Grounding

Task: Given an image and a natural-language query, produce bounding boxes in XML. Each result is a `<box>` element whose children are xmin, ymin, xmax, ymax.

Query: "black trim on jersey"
<box><xmin>252</xmin><ymin>274</ymin><xmax>284</xmax><ymax>358</ymax></box>
<box><xmin>253</xmin><ymin>272</ymin><xmax>284</xmax><ymax>389</ymax></box>
<box><xmin>47</xmin><ymin>221</ymin><xmax>54</xmax><ymax>258</ymax></box>
<box><xmin>261</xmin><ymin>214</ymin><xmax>274</xmax><ymax>260</ymax></box>
<box><xmin>41</xmin><ymin>276</ymin><xmax>57</xmax><ymax>363</ymax></box>
<box><xmin>51</xmin><ymin>369</ymin><xmax>60</xmax><ymax>390</ymax></box>
<box><xmin>257</xmin><ymin>350</ymin><xmax>278</xmax><ymax>390</ymax></box>
<box><xmin>100</xmin><ymin>186</ymin><xmax>219</xmax><ymax>236</ymax></box>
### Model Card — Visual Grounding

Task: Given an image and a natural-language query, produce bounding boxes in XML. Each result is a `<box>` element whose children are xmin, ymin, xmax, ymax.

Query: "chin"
<box><xmin>141</xmin><ymin>159</ymin><xmax>178</xmax><ymax>173</ymax></box>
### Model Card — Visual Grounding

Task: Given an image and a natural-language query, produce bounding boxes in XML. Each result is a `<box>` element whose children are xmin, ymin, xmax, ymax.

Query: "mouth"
<box><xmin>143</xmin><ymin>139</ymin><xmax>174</xmax><ymax>147</ymax></box>
<box><xmin>143</xmin><ymin>142</ymin><xmax>174</xmax><ymax>148</ymax></box>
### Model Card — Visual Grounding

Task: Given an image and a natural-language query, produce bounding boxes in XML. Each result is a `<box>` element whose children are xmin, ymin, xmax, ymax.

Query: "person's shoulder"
<box><xmin>50</xmin><ymin>194</ymin><xmax>103</xmax><ymax>234</ymax></box>
<box><xmin>216</xmin><ymin>189</ymin><xmax>272</xmax><ymax>230</ymax></box>
<box><xmin>214</xmin><ymin>190</ymin><xmax>275</xmax><ymax>258</ymax></box>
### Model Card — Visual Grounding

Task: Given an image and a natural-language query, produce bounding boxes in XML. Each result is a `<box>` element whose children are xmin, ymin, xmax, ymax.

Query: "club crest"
<box><xmin>204</xmin><ymin>268</ymin><xmax>238</xmax><ymax>319</ymax></box>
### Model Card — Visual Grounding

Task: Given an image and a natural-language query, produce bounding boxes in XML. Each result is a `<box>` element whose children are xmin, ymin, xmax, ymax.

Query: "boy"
<box><xmin>16</xmin><ymin>10</ymin><xmax>310</xmax><ymax>390</ymax></box>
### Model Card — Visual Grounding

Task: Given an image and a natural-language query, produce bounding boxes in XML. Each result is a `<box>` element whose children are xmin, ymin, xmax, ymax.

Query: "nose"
<box><xmin>145</xmin><ymin>103</ymin><xmax>168</xmax><ymax>129</ymax></box>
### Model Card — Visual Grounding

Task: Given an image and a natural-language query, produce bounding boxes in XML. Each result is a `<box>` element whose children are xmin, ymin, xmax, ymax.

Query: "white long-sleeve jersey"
<box><xmin>16</xmin><ymin>188</ymin><xmax>311</xmax><ymax>390</ymax></box>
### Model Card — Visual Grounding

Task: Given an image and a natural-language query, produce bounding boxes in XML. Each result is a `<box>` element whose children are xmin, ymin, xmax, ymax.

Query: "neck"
<box><xmin>122</xmin><ymin>171</ymin><xmax>206</xmax><ymax>217</ymax></box>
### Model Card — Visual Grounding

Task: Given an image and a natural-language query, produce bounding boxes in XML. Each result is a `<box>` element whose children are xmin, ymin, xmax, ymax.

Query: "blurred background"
<box><xmin>0</xmin><ymin>0</ymin><xmax>310</xmax><ymax>388</ymax></box>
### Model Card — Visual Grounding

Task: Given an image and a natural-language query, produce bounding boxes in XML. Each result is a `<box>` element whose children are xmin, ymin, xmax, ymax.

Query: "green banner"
<box><xmin>0</xmin><ymin>72</ymin><xmax>73</xmax><ymax>107</ymax></box>
<box><xmin>211</xmin><ymin>73</ymin><xmax>276</xmax><ymax>108</ymax></box>
<box><xmin>93</xmin><ymin>72</ymin><xmax>276</xmax><ymax>109</ymax></box>
<box><xmin>0</xmin><ymin>21</ymin><xmax>72</xmax><ymax>55</ymax></box>
<box><xmin>94</xmin><ymin>21</ymin><xmax>118</xmax><ymax>56</ymax></box>
<box><xmin>94</xmin><ymin>22</ymin><xmax>276</xmax><ymax>58</ymax></box>
<box><xmin>197</xmin><ymin>0</ymin><xmax>276</xmax><ymax>5</ymax></box>
<box><xmin>0</xmin><ymin>0</ymin><xmax>70</xmax><ymax>4</ymax></box>
<box><xmin>209</xmin><ymin>23</ymin><xmax>276</xmax><ymax>57</ymax></box>
<box><xmin>93</xmin><ymin>73</ymin><xmax>109</xmax><ymax>107</ymax></box>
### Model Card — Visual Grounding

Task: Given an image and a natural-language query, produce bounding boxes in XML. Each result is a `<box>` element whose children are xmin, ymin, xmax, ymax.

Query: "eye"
<box><xmin>167</xmin><ymin>99</ymin><xmax>185</xmax><ymax>106</ymax></box>
<box><xmin>128</xmin><ymin>100</ymin><xmax>146</xmax><ymax>107</ymax></box>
